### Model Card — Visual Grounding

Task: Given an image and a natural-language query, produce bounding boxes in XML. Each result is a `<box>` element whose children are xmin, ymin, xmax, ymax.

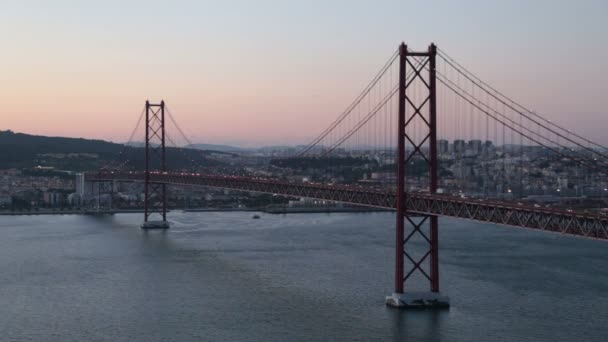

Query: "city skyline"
<box><xmin>1</xmin><ymin>0</ymin><xmax>607</xmax><ymax>146</ymax></box>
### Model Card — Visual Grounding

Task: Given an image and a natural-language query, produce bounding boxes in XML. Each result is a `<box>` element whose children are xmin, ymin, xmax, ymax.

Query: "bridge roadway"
<box><xmin>86</xmin><ymin>171</ymin><xmax>608</xmax><ymax>240</ymax></box>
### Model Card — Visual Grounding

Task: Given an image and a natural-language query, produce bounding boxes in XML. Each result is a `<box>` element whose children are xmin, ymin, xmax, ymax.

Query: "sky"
<box><xmin>0</xmin><ymin>0</ymin><xmax>607</xmax><ymax>146</ymax></box>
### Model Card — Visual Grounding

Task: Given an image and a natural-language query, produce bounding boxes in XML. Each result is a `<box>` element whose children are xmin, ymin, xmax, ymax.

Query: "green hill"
<box><xmin>0</xmin><ymin>130</ymin><xmax>221</xmax><ymax>171</ymax></box>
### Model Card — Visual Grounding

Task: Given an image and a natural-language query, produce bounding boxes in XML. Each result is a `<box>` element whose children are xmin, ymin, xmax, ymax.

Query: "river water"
<box><xmin>0</xmin><ymin>212</ymin><xmax>606</xmax><ymax>341</ymax></box>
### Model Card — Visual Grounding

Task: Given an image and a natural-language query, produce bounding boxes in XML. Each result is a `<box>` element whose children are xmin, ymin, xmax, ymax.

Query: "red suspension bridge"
<box><xmin>86</xmin><ymin>43</ymin><xmax>608</xmax><ymax>308</ymax></box>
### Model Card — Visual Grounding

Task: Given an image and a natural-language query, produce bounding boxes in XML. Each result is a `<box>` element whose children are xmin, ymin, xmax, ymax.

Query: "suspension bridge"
<box><xmin>85</xmin><ymin>42</ymin><xmax>608</xmax><ymax>308</ymax></box>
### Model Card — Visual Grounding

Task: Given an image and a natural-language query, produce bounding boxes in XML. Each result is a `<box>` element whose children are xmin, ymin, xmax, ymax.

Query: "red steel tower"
<box><xmin>386</xmin><ymin>43</ymin><xmax>449</xmax><ymax>308</ymax></box>
<box><xmin>142</xmin><ymin>100</ymin><xmax>170</xmax><ymax>229</ymax></box>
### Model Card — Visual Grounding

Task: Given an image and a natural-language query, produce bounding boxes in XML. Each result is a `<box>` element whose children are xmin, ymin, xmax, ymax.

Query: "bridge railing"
<box><xmin>85</xmin><ymin>171</ymin><xmax>608</xmax><ymax>240</ymax></box>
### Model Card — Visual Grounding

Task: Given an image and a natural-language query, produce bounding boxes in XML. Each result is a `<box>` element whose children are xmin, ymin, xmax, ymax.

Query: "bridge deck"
<box><xmin>86</xmin><ymin>171</ymin><xmax>608</xmax><ymax>240</ymax></box>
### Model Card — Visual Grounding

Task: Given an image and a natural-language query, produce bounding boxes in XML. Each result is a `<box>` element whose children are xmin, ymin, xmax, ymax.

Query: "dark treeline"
<box><xmin>271</xmin><ymin>156</ymin><xmax>453</xmax><ymax>180</ymax></box>
<box><xmin>0</xmin><ymin>130</ymin><xmax>222</xmax><ymax>171</ymax></box>
<box><xmin>270</xmin><ymin>156</ymin><xmax>375</xmax><ymax>169</ymax></box>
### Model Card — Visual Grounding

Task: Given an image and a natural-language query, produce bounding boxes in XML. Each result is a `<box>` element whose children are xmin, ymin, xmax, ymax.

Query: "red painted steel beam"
<box><xmin>85</xmin><ymin>172</ymin><xmax>608</xmax><ymax>240</ymax></box>
<box><xmin>395</xmin><ymin>43</ymin><xmax>407</xmax><ymax>294</ymax></box>
<box><xmin>428</xmin><ymin>43</ymin><xmax>439</xmax><ymax>293</ymax></box>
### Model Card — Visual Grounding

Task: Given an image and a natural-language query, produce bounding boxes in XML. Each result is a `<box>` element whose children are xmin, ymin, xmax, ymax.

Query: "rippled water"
<box><xmin>0</xmin><ymin>212</ymin><xmax>607</xmax><ymax>341</ymax></box>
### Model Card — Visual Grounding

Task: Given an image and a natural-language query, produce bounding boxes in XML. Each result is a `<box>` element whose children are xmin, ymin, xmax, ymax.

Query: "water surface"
<box><xmin>1</xmin><ymin>212</ymin><xmax>606</xmax><ymax>341</ymax></box>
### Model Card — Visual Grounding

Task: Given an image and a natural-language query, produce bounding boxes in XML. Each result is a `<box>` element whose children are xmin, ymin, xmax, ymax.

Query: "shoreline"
<box><xmin>262</xmin><ymin>207</ymin><xmax>393</xmax><ymax>214</ymax></box>
<box><xmin>0</xmin><ymin>207</ymin><xmax>392</xmax><ymax>216</ymax></box>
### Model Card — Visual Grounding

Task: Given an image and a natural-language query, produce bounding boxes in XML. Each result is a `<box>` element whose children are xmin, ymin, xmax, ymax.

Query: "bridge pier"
<box><xmin>386</xmin><ymin>292</ymin><xmax>449</xmax><ymax>309</ymax></box>
<box><xmin>141</xmin><ymin>220</ymin><xmax>170</xmax><ymax>229</ymax></box>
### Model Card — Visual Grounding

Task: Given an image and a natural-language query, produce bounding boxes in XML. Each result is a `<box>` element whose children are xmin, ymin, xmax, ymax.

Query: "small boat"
<box><xmin>252</xmin><ymin>214</ymin><xmax>261</xmax><ymax>219</ymax></box>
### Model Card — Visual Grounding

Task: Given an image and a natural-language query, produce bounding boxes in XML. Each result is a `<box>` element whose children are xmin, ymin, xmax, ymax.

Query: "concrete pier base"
<box><xmin>385</xmin><ymin>292</ymin><xmax>450</xmax><ymax>309</ymax></box>
<box><xmin>141</xmin><ymin>221</ymin><xmax>171</xmax><ymax>229</ymax></box>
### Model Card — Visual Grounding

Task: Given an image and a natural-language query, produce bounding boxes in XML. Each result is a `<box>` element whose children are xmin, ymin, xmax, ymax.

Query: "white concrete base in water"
<box><xmin>141</xmin><ymin>220</ymin><xmax>171</xmax><ymax>229</ymax></box>
<box><xmin>385</xmin><ymin>292</ymin><xmax>450</xmax><ymax>309</ymax></box>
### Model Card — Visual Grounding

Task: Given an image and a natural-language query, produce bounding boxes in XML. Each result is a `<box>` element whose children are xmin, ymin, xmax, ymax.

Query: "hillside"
<box><xmin>0</xmin><ymin>130</ymin><xmax>221</xmax><ymax>171</ymax></box>
<box><xmin>186</xmin><ymin>143</ymin><xmax>246</xmax><ymax>152</ymax></box>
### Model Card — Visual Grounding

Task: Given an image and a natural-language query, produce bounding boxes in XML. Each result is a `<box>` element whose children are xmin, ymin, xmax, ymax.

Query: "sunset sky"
<box><xmin>1</xmin><ymin>0</ymin><xmax>607</xmax><ymax>146</ymax></box>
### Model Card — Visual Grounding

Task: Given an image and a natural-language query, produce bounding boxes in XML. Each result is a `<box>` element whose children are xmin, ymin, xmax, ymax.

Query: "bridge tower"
<box><xmin>386</xmin><ymin>43</ymin><xmax>449</xmax><ymax>308</ymax></box>
<box><xmin>141</xmin><ymin>100</ymin><xmax>170</xmax><ymax>229</ymax></box>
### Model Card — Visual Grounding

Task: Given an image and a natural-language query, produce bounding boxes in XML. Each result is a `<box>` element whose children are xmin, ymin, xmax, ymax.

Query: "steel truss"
<box><xmin>87</xmin><ymin>171</ymin><xmax>608</xmax><ymax>240</ymax></box>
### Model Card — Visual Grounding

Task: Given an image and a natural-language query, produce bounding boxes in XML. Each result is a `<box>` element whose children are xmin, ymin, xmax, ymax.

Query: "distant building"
<box><xmin>370</xmin><ymin>172</ymin><xmax>397</xmax><ymax>183</ymax></box>
<box><xmin>68</xmin><ymin>193</ymin><xmax>81</xmax><ymax>206</ymax></box>
<box><xmin>43</xmin><ymin>191</ymin><xmax>65</xmax><ymax>206</ymax></box>
<box><xmin>0</xmin><ymin>193</ymin><xmax>12</xmax><ymax>206</ymax></box>
<box><xmin>288</xmin><ymin>197</ymin><xmax>336</xmax><ymax>208</ymax></box>
<box><xmin>438</xmin><ymin>139</ymin><xmax>449</xmax><ymax>155</ymax></box>
<box><xmin>75</xmin><ymin>173</ymin><xmax>96</xmax><ymax>202</ymax></box>
<box><xmin>453</xmin><ymin>140</ymin><xmax>466</xmax><ymax>154</ymax></box>
<box><xmin>0</xmin><ymin>169</ymin><xmax>21</xmax><ymax>176</ymax></box>
<box><xmin>75</xmin><ymin>173</ymin><xmax>86</xmax><ymax>197</ymax></box>
<box><xmin>468</xmin><ymin>140</ymin><xmax>482</xmax><ymax>154</ymax></box>
<box><xmin>557</xmin><ymin>177</ymin><xmax>568</xmax><ymax>190</ymax></box>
